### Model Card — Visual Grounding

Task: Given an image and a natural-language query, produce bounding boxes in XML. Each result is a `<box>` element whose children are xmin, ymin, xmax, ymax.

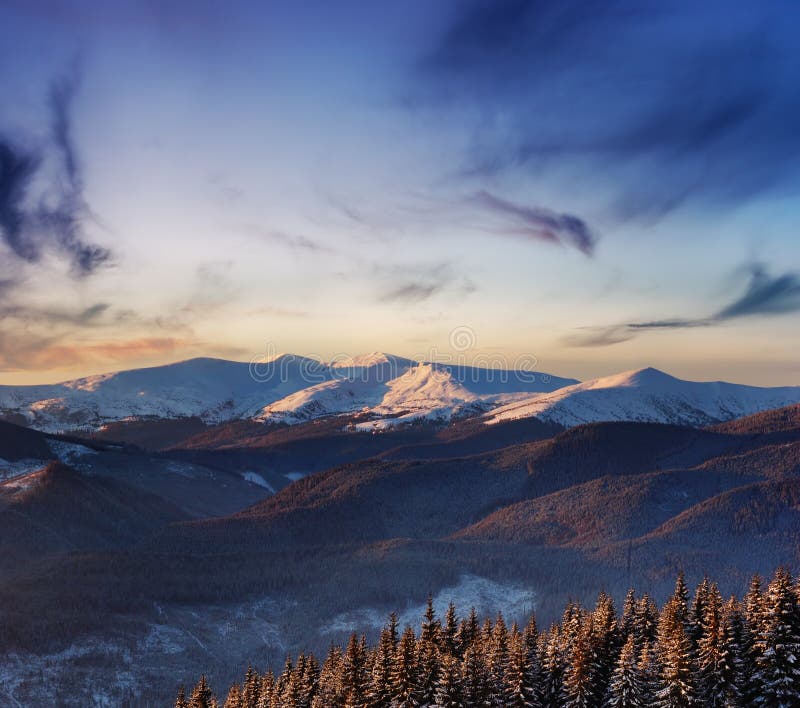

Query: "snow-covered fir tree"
<box><xmin>605</xmin><ymin>634</ymin><xmax>645</xmax><ymax>708</ymax></box>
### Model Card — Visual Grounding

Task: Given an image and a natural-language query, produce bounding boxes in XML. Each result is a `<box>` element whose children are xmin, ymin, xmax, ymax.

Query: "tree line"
<box><xmin>175</xmin><ymin>567</ymin><xmax>800</xmax><ymax>707</ymax></box>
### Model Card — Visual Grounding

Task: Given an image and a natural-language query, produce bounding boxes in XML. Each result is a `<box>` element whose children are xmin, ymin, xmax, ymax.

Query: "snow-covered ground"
<box><xmin>485</xmin><ymin>367</ymin><xmax>800</xmax><ymax>428</ymax></box>
<box><xmin>321</xmin><ymin>575</ymin><xmax>536</xmax><ymax>635</ymax></box>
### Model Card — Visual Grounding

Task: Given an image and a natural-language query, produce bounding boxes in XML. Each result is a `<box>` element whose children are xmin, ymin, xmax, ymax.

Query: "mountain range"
<box><xmin>1</xmin><ymin>355</ymin><xmax>798</xmax><ymax>435</ymax></box>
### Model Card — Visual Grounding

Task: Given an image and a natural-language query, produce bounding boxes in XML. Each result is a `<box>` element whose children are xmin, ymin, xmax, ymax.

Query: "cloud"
<box><xmin>242</xmin><ymin>224</ymin><xmax>333</xmax><ymax>253</ymax></box>
<box><xmin>375</xmin><ymin>262</ymin><xmax>477</xmax><ymax>304</ymax></box>
<box><xmin>0</xmin><ymin>141</ymin><xmax>40</xmax><ymax>261</ymax></box>
<box><xmin>714</xmin><ymin>264</ymin><xmax>800</xmax><ymax>319</ymax></box>
<box><xmin>0</xmin><ymin>302</ymin><xmax>110</xmax><ymax>327</ymax></box>
<box><xmin>0</xmin><ymin>65</ymin><xmax>110</xmax><ymax>278</ymax></box>
<box><xmin>0</xmin><ymin>334</ymin><xmax>191</xmax><ymax>373</ymax></box>
<box><xmin>565</xmin><ymin>263</ymin><xmax>800</xmax><ymax>347</ymax></box>
<box><xmin>380</xmin><ymin>282</ymin><xmax>442</xmax><ymax>304</ymax></box>
<box><xmin>420</xmin><ymin>1</ymin><xmax>800</xmax><ymax>219</ymax></box>
<box><xmin>467</xmin><ymin>190</ymin><xmax>596</xmax><ymax>255</ymax></box>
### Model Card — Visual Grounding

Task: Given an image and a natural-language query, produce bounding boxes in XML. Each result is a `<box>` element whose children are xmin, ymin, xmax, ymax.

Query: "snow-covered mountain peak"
<box><xmin>329</xmin><ymin>352</ymin><xmax>408</xmax><ymax>369</ymax></box>
<box><xmin>485</xmin><ymin>368</ymin><xmax>800</xmax><ymax>428</ymax></box>
<box><xmin>587</xmin><ymin>367</ymin><xmax>678</xmax><ymax>390</ymax></box>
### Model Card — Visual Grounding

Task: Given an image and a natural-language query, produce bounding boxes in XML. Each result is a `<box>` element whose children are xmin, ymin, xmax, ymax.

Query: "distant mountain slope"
<box><xmin>0</xmin><ymin>419</ymin><xmax>53</xmax><ymax>461</ymax></box>
<box><xmin>157</xmin><ymin>419</ymin><xmax>751</xmax><ymax>554</ymax></box>
<box><xmin>486</xmin><ymin>367</ymin><xmax>800</xmax><ymax>428</ymax></box>
<box><xmin>709</xmin><ymin>402</ymin><xmax>800</xmax><ymax>435</ymax></box>
<box><xmin>0</xmin><ymin>462</ymin><xmax>188</xmax><ymax>570</ymax></box>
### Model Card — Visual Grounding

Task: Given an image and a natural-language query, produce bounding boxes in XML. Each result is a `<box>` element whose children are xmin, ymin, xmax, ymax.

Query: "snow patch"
<box><xmin>321</xmin><ymin>575</ymin><xmax>536</xmax><ymax>635</ymax></box>
<box><xmin>0</xmin><ymin>458</ymin><xmax>45</xmax><ymax>482</ymax></box>
<box><xmin>243</xmin><ymin>471</ymin><xmax>275</xmax><ymax>492</ymax></box>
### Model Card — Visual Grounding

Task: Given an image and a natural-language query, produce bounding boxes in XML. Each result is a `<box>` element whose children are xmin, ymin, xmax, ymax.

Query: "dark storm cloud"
<box><xmin>0</xmin><ymin>65</ymin><xmax>110</xmax><ymax>278</ymax></box>
<box><xmin>565</xmin><ymin>263</ymin><xmax>800</xmax><ymax>347</ymax></box>
<box><xmin>423</xmin><ymin>1</ymin><xmax>800</xmax><ymax>218</ymax></box>
<box><xmin>468</xmin><ymin>190</ymin><xmax>596</xmax><ymax>255</ymax></box>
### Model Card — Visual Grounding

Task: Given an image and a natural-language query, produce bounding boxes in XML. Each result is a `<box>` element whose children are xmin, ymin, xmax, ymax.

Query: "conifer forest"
<box><xmin>176</xmin><ymin>568</ymin><xmax>800</xmax><ymax>708</ymax></box>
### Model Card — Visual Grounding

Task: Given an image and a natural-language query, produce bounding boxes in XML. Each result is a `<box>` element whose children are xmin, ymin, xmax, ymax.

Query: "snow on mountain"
<box><xmin>0</xmin><ymin>356</ymin><xmax>334</xmax><ymax>432</ymax></box>
<box><xmin>256</xmin><ymin>355</ymin><xmax>417</xmax><ymax>423</ymax></box>
<box><xmin>484</xmin><ymin>367</ymin><xmax>800</xmax><ymax>428</ymax></box>
<box><xmin>258</xmin><ymin>358</ymin><xmax>577</xmax><ymax>427</ymax></box>
<box><xmin>0</xmin><ymin>354</ymin><xmax>576</xmax><ymax>432</ymax></box>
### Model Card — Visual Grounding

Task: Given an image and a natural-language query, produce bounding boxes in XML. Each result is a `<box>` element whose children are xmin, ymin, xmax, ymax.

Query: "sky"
<box><xmin>0</xmin><ymin>0</ymin><xmax>799</xmax><ymax>385</ymax></box>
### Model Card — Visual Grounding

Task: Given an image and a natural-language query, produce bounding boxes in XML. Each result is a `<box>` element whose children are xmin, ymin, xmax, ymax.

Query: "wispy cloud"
<box><xmin>376</xmin><ymin>261</ymin><xmax>477</xmax><ymax>305</ymax></box>
<box><xmin>0</xmin><ymin>334</ymin><xmax>191</xmax><ymax>373</ymax></box>
<box><xmin>419</xmin><ymin>1</ymin><xmax>800</xmax><ymax>219</ymax></box>
<box><xmin>467</xmin><ymin>190</ymin><xmax>596</xmax><ymax>255</ymax></box>
<box><xmin>565</xmin><ymin>263</ymin><xmax>800</xmax><ymax>347</ymax></box>
<box><xmin>0</xmin><ymin>63</ymin><xmax>111</xmax><ymax>278</ymax></box>
<box><xmin>242</xmin><ymin>224</ymin><xmax>334</xmax><ymax>253</ymax></box>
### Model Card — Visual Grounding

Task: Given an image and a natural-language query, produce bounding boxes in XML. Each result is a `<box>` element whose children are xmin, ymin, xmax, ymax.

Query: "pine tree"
<box><xmin>313</xmin><ymin>645</ymin><xmax>344</xmax><ymax>708</ymax></box>
<box><xmin>256</xmin><ymin>672</ymin><xmax>275</xmax><ymax>708</ymax></box>
<box><xmin>390</xmin><ymin>626</ymin><xmax>420</xmax><ymax>707</ymax></box>
<box><xmin>190</xmin><ymin>675</ymin><xmax>216</xmax><ymax>708</ymax></box>
<box><xmin>461</xmin><ymin>643</ymin><xmax>492</xmax><ymax>707</ymax></box>
<box><xmin>671</xmin><ymin>572</ymin><xmax>691</xmax><ymax>631</ymax></box>
<box><xmin>563</xmin><ymin>625</ymin><xmax>596</xmax><ymax>708</ymax></box>
<box><xmin>224</xmin><ymin>683</ymin><xmax>243</xmax><ymax>708</ymax></box>
<box><xmin>655</xmin><ymin>598</ymin><xmax>696</xmax><ymax>707</ymax></box>
<box><xmin>442</xmin><ymin>602</ymin><xmax>459</xmax><ymax>656</ymax></box>
<box><xmin>341</xmin><ymin>633</ymin><xmax>368</xmax><ymax>708</ymax></box>
<box><xmin>753</xmin><ymin>567</ymin><xmax>800</xmax><ymax>707</ymax></box>
<box><xmin>636</xmin><ymin>640</ymin><xmax>658</xmax><ymax>706</ymax></box>
<box><xmin>367</xmin><ymin>625</ymin><xmax>394</xmax><ymax>707</ymax></box>
<box><xmin>241</xmin><ymin>666</ymin><xmax>260</xmax><ymax>708</ymax></box>
<box><xmin>175</xmin><ymin>686</ymin><xmax>189</xmax><ymax>708</ymax></box>
<box><xmin>388</xmin><ymin>612</ymin><xmax>400</xmax><ymax>653</ymax></box>
<box><xmin>420</xmin><ymin>594</ymin><xmax>441</xmax><ymax>645</ymax></box>
<box><xmin>633</xmin><ymin>595</ymin><xmax>659</xmax><ymax>648</ymax></box>
<box><xmin>456</xmin><ymin>607</ymin><xmax>480</xmax><ymax>656</ymax></box>
<box><xmin>300</xmin><ymin>654</ymin><xmax>320</xmax><ymax>707</ymax></box>
<box><xmin>487</xmin><ymin>612</ymin><xmax>510</xmax><ymax>703</ymax></box>
<box><xmin>540</xmin><ymin>627</ymin><xmax>565</xmax><ymax>708</ymax></box>
<box><xmin>605</xmin><ymin>634</ymin><xmax>645</xmax><ymax>708</ymax></box>
<box><xmin>696</xmin><ymin>583</ymin><xmax>740</xmax><ymax>707</ymax></box>
<box><xmin>504</xmin><ymin>628</ymin><xmax>537</xmax><ymax>707</ymax></box>
<box><xmin>690</xmin><ymin>576</ymin><xmax>711</xmax><ymax>645</ymax></box>
<box><xmin>742</xmin><ymin>574</ymin><xmax>766</xmax><ymax>701</ymax></box>
<box><xmin>416</xmin><ymin>633</ymin><xmax>439</xmax><ymax>706</ymax></box>
<box><xmin>619</xmin><ymin>589</ymin><xmax>637</xmax><ymax>644</ymax></box>
<box><xmin>435</xmin><ymin>653</ymin><xmax>465</xmax><ymax>707</ymax></box>
<box><xmin>590</xmin><ymin>592</ymin><xmax>619</xmax><ymax>700</ymax></box>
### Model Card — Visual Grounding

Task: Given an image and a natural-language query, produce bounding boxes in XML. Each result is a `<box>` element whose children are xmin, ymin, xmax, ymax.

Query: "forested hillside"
<box><xmin>177</xmin><ymin>568</ymin><xmax>800</xmax><ymax>708</ymax></box>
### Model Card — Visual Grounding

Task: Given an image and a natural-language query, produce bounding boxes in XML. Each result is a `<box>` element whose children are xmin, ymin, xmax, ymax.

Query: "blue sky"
<box><xmin>1</xmin><ymin>0</ymin><xmax>799</xmax><ymax>384</ymax></box>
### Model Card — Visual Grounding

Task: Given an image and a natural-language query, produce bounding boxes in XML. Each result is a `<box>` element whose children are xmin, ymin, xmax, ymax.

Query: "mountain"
<box><xmin>0</xmin><ymin>354</ymin><xmax>575</xmax><ymax>433</ymax></box>
<box><xmin>0</xmin><ymin>462</ymin><xmax>188</xmax><ymax>571</ymax></box>
<box><xmin>0</xmin><ymin>355</ymin><xmax>334</xmax><ymax>432</ymax></box>
<box><xmin>257</xmin><ymin>356</ymin><xmax>576</xmax><ymax>428</ymax></box>
<box><xmin>485</xmin><ymin>367</ymin><xmax>800</xmax><ymax>428</ymax></box>
<box><xmin>4</xmin><ymin>357</ymin><xmax>795</xmax><ymax>436</ymax></box>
